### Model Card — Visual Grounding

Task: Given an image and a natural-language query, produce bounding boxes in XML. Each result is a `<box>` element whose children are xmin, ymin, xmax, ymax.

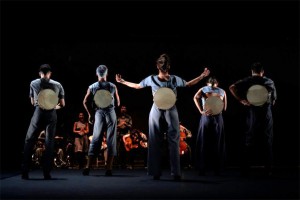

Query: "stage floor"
<box><xmin>1</xmin><ymin>167</ymin><xmax>299</xmax><ymax>200</ymax></box>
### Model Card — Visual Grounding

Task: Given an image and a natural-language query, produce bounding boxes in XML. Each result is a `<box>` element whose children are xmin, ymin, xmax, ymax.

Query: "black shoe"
<box><xmin>21</xmin><ymin>172</ymin><xmax>29</xmax><ymax>180</ymax></box>
<box><xmin>82</xmin><ymin>168</ymin><xmax>90</xmax><ymax>176</ymax></box>
<box><xmin>43</xmin><ymin>172</ymin><xmax>52</xmax><ymax>180</ymax></box>
<box><xmin>105</xmin><ymin>170</ymin><xmax>112</xmax><ymax>176</ymax></box>
<box><xmin>173</xmin><ymin>175</ymin><xmax>181</xmax><ymax>181</ymax></box>
<box><xmin>153</xmin><ymin>175</ymin><xmax>160</xmax><ymax>180</ymax></box>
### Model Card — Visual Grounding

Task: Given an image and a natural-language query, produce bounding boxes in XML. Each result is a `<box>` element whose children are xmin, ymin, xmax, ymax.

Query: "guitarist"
<box><xmin>116</xmin><ymin>105</ymin><xmax>132</xmax><ymax>168</ymax></box>
<box><xmin>122</xmin><ymin>129</ymin><xmax>143</xmax><ymax>169</ymax></box>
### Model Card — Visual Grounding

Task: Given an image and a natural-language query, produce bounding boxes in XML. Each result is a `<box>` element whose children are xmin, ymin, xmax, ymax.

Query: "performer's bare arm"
<box><xmin>193</xmin><ymin>88</ymin><xmax>205</xmax><ymax>114</ymax></box>
<box><xmin>30</xmin><ymin>97</ymin><xmax>35</xmax><ymax>105</ymax></box>
<box><xmin>83</xmin><ymin>88</ymin><xmax>93</xmax><ymax>122</ymax></box>
<box><xmin>115</xmin><ymin>74</ymin><xmax>142</xmax><ymax>89</ymax></box>
<box><xmin>55</xmin><ymin>99</ymin><xmax>65</xmax><ymax>110</ymax></box>
<box><xmin>229</xmin><ymin>84</ymin><xmax>250</xmax><ymax>106</ymax></box>
<box><xmin>186</xmin><ymin>68</ymin><xmax>210</xmax><ymax>87</ymax></box>
<box><xmin>114</xmin><ymin>85</ymin><xmax>121</xmax><ymax>107</ymax></box>
<box><xmin>223</xmin><ymin>91</ymin><xmax>227</xmax><ymax>111</ymax></box>
<box><xmin>194</xmin><ymin>88</ymin><xmax>213</xmax><ymax>116</ymax></box>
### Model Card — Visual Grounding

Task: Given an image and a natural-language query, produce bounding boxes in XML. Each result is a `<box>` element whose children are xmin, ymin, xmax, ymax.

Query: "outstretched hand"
<box><xmin>202</xmin><ymin>68</ymin><xmax>210</xmax><ymax>77</ymax></box>
<box><xmin>116</xmin><ymin>74</ymin><xmax>124</xmax><ymax>83</ymax></box>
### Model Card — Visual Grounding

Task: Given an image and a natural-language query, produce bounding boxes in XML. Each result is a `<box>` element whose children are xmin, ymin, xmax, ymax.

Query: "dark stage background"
<box><xmin>1</xmin><ymin>1</ymin><xmax>299</xmax><ymax>170</ymax></box>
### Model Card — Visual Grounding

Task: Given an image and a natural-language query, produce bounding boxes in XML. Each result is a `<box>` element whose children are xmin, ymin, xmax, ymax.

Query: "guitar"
<box><xmin>179</xmin><ymin>132</ymin><xmax>189</xmax><ymax>156</ymax></box>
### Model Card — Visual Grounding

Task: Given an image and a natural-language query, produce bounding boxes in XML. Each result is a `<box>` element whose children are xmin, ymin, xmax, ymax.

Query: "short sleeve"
<box><xmin>139</xmin><ymin>76</ymin><xmax>152</xmax><ymax>88</ymax></box>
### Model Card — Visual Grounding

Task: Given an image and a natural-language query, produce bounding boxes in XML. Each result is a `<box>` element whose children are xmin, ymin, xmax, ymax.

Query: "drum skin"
<box><xmin>38</xmin><ymin>89</ymin><xmax>58</xmax><ymax>110</ymax></box>
<box><xmin>246</xmin><ymin>85</ymin><xmax>268</xmax><ymax>106</ymax></box>
<box><xmin>153</xmin><ymin>87</ymin><xmax>176</xmax><ymax>110</ymax></box>
<box><xmin>94</xmin><ymin>90</ymin><xmax>113</xmax><ymax>108</ymax></box>
<box><xmin>204</xmin><ymin>96</ymin><xmax>224</xmax><ymax>115</ymax></box>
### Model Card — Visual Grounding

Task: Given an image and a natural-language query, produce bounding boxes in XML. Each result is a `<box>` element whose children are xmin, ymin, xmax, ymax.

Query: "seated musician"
<box><xmin>122</xmin><ymin>129</ymin><xmax>148</xmax><ymax>169</ymax></box>
<box><xmin>179</xmin><ymin>123</ymin><xmax>192</xmax><ymax>169</ymax></box>
<box><xmin>32</xmin><ymin>130</ymin><xmax>46</xmax><ymax>167</ymax></box>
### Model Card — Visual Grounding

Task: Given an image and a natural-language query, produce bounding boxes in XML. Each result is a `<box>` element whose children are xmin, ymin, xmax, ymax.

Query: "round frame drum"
<box><xmin>94</xmin><ymin>89</ymin><xmax>113</xmax><ymax>108</ymax></box>
<box><xmin>38</xmin><ymin>89</ymin><xmax>58</xmax><ymax>110</ymax></box>
<box><xmin>204</xmin><ymin>96</ymin><xmax>224</xmax><ymax>115</ymax></box>
<box><xmin>246</xmin><ymin>85</ymin><xmax>268</xmax><ymax>106</ymax></box>
<box><xmin>153</xmin><ymin>87</ymin><xmax>176</xmax><ymax>110</ymax></box>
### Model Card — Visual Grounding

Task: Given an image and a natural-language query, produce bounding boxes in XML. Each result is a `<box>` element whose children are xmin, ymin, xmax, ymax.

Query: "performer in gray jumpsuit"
<box><xmin>21</xmin><ymin>64</ymin><xmax>65</xmax><ymax>180</ymax></box>
<box><xmin>82</xmin><ymin>65</ymin><xmax>120</xmax><ymax>176</ymax></box>
<box><xmin>116</xmin><ymin>53</ymin><xmax>210</xmax><ymax>180</ymax></box>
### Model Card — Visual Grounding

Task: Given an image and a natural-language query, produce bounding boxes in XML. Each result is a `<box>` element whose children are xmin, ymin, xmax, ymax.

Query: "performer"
<box><xmin>116</xmin><ymin>53</ymin><xmax>209</xmax><ymax>180</ymax></box>
<box><xmin>179</xmin><ymin>122</ymin><xmax>192</xmax><ymax>169</ymax></box>
<box><xmin>82</xmin><ymin>65</ymin><xmax>120</xmax><ymax>176</ymax></box>
<box><xmin>73</xmin><ymin>112</ymin><xmax>89</xmax><ymax>169</ymax></box>
<box><xmin>193</xmin><ymin>77</ymin><xmax>227</xmax><ymax>175</ymax></box>
<box><xmin>32</xmin><ymin>130</ymin><xmax>46</xmax><ymax>167</ymax></box>
<box><xmin>117</xmin><ymin>105</ymin><xmax>133</xmax><ymax>168</ymax></box>
<box><xmin>21</xmin><ymin>64</ymin><xmax>65</xmax><ymax>180</ymax></box>
<box><xmin>179</xmin><ymin>122</ymin><xmax>192</xmax><ymax>139</ymax></box>
<box><xmin>229</xmin><ymin>62</ymin><xmax>277</xmax><ymax>176</ymax></box>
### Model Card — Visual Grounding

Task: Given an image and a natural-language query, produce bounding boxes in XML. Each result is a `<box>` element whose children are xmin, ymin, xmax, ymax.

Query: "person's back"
<box><xmin>116</xmin><ymin>53</ymin><xmax>210</xmax><ymax>180</ymax></box>
<box><xmin>194</xmin><ymin>77</ymin><xmax>227</xmax><ymax>175</ymax></box>
<box><xmin>21</xmin><ymin>64</ymin><xmax>65</xmax><ymax>180</ymax></box>
<box><xmin>229</xmin><ymin>62</ymin><xmax>277</xmax><ymax>176</ymax></box>
<box><xmin>82</xmin><ymin>64</ymin><xmax>120</xmax><ymax>176</ymax></box>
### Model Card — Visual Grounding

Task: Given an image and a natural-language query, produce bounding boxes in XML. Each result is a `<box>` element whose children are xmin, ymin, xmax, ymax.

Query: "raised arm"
<box><xmin>186</xmin><ymin>68</ymin><xmax>210</xmax><ymax>87</ymax></box>
<box><xmin>116</xmin><ymin>74</ymin><xmax>142</xmax><ymax>89</ymax></box>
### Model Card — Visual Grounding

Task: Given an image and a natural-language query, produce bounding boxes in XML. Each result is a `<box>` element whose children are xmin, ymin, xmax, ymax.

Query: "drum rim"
<box><xmin>153</xmin><ymin>87</ymin><xmax>177</xmax><ymax>110</ymax></box>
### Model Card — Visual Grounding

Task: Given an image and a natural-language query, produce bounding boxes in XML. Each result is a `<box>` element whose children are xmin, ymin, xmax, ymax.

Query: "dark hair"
<box><xmin>157</xmin><ymin>53</ymin><xmax>171</xmax><ymax>66</ymax></box>
<box><xmin>251</xmin><ymin>62</ymin><xmax>264</xmax><ymax>73</ymax></box>
<box><xmin>96</xmin><ymin>65</ymin><xmax>108</xmax><ymax>77</ymax></box>
<box><xmin>39</xmin><ymin>64</ymin><xmax>51</xmax><ymax>74</ymax></box>
<box><xmin>207</xmin><ymin>76</ymin><xmax>218</xmax><ymax>88</ymax></box>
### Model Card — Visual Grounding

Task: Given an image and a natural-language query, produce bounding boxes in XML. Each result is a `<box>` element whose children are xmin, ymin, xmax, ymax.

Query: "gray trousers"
<box><xmin>88</xmin><ymin>107</ymin><xmax>117</xmax><ymax>157</ymax></box>
<box><xmin>147</xmin><ymin>104</ymin><xmax>181</xmax><ymax>177</ymax></box>
<box><xmin>22</xmin><ymin>107</ymin><xmax>57</xmax><ymax>172</ymax></box>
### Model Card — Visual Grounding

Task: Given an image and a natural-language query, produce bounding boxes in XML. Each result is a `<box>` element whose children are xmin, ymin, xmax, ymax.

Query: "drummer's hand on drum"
<box><xmin>201</xmin><ymin>109</ymin><xmax>213</xmax><ymax>116</ymax></box>
<box><xmin>240</xmin><ymin>99</ymin><xmax>251</xmax><ymax>106</ymax></box>
<box><xmin>205</xmin><ymin>109</ymin><xmax>214</xmax><ymax>116</ymax></box>
<box><xmin>55</xmin><ymin>103</ymin><xmax>61</xmax><ymax>110</ymax></box>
